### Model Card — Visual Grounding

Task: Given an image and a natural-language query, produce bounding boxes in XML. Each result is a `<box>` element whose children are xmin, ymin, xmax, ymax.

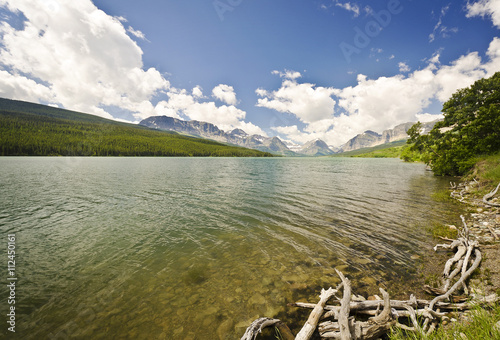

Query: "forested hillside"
<box><xmin>0</xmin><ymin>98</ymin><xmax>273</xmax><ymax>157</ymax></box>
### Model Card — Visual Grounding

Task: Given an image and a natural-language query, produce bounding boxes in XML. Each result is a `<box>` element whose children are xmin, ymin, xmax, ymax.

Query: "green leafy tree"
<box><xmin>406</xmin><ymin>72</ymin><xmax>500</xmax><ymax>175</ymax></box>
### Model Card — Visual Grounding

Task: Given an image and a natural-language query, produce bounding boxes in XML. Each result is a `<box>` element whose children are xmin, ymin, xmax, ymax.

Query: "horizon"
<box><xmin>2</xmin><ymin>96</ymin><xmax>441</xmax><ymax>150</ymax></box>
<box><xmin>0</xmin><ymin>0</ymin><xmax>499</xmax><ymax>147</ymax></box>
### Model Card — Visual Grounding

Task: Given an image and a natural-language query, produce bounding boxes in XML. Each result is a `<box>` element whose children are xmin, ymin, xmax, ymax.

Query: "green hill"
<box><xmin>0</xmin><ymin>98</ymin><xmax>273</xmax><ymax>157</ymax></box>
<box><xmin>332</xmin><ymin>140</ymin><xmax>408</xmax><ymax>158</ymax></box>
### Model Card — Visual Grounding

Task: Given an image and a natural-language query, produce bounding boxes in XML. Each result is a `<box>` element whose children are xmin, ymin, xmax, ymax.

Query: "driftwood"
<box><xmin>483</xmin><ymin>182</ymin><xmax>500</xmax><ymax>207</ymax></box>
<box><xmin>240</xmin><ymin>215</ymin><xmax>495</xmax><ymax>339</ymax></box>
<box><xmin>240</xmin><ymin>318</ymin><xmax>294</xmax><ymax>340</ymax></box>
<box><xmin>295</xmin><ymin>287</ymin><xmax>339</xmax><ymax>340</ymax></box>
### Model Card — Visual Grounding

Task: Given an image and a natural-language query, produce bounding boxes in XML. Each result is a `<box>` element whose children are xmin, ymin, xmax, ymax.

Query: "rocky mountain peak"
<box><xmin>299</xmin><ymin>138</ymin><xmax>335</xmax><ymax>156</ymax></box>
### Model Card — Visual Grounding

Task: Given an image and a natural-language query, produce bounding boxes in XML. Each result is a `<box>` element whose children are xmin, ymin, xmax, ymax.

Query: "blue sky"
<box><xmin>0</xmin><ymin>0</ymin><xmax>499</xmax><ymax>146</ymax></box>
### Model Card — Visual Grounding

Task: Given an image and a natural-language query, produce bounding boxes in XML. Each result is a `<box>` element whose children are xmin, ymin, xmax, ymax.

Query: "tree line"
<box><xmin>0</xmin><ymin>110</ymin><xmax>274</xmax><ymax>157</ymax></box>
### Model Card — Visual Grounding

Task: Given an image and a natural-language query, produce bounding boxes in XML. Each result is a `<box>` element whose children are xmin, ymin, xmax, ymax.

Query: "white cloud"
<box><xmin>335</xmin><ymin>1</ymin><xmax>360</xmax><ymax>17</ymax></box>
<box><xmin>398</xmin><ymin>62</ymin><xmax>411</xmax><ymax>73</ymax></box>
<box><xmin>466</xmin><ymin>0</ymin><xmax>500</xmax><ymax>28</ymax></box>
<box><xmin>236</xmin><ymin>121</ymin><xmax>268</xmax><ymax>136</ymax></box>
<box><xmin>0</xmin><ymin>0</ymin><xmax>263</xmax><ymax>135</ymax></box>
<box><xmin>272</xmin><ymin>69</ymin><xmax>302</xmax><ymax>80</ymax></box>
<box><xmin>127</xmin><ymin>26</ymin><xmax>148</xmax><ymax>41</ymax></box>
<box><xmin>272</xmin><ymin>125</ymin><xmax>316</xmax><ymax>144</ymax></box>
<box><xmin>429</xmin><ymin>4</ymin><xmax>458</xmax><ymax>42</ymax></box>
<box><xmin>416</xmin><ymin>113</ymin><xmax>444</xmax><ymax>122</ymax></box>
<box><xmin>192</xmin><ymin>86</ymin><xmax>204</xmax><ymax>98</ymax></box>
<box><xmin>264</xmin><ymin>36</ymin><xmax>500</xmax><ymax>146</ymax></box>
<box><xmin>212</xmin><ymin>84</ymin><xmax>238</xmax><ymax>105</ymax></box>
<box><xmin>156</xmin><ymin>87</ymin><xmax>266</xmax><ymax>136</ymax></box>
<box><xmin>485</xmin><ymin>37</ymin><xmax>500</xmax><ymax>74</ymax></box>
<box><xmin>0</xmin><ymin>0</ymin><xmax>169</xmax><ymax>120</ymax></box>
<box><xmin>256</xmin><ymin>71</ymin><xmax>337</xmax><ymax>124</ymax></box>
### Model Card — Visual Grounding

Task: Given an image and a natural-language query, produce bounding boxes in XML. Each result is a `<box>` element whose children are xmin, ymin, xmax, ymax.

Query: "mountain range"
<box><xmin>140</xmin><ymin>116</ymin><xmax>296</xmax><ymax>156</ymax></box>
<box><xmin>139</xmin><ymin>115</ymin><xmax>441</xmax><ymax>156</ymax></box>
<box><xmin>0</xmin><ymin>98</ymin><xmax>273</xmax><ymax>157</ymax></box>
<box><xmin>339</xmin><ymin>121</ymin><xmax>439</xmax><ymax>152</ymax></box>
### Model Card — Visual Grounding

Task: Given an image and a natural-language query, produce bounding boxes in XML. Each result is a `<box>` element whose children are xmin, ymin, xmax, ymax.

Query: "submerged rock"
<box><xmin>216</xmin><ymin>318</ymin><xmax>233</xmax><ymax>340</ymax></box>
<box><xmin>248</xmin><ymin>293</ymin><xmax>266</xmax><ymax>306</ymax></box>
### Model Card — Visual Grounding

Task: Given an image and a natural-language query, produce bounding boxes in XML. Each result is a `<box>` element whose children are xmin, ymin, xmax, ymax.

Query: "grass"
<box><xmin>388</xmin><ymin>303</ymin><xmax>500</xmax><ymax>340</ymax></box>
<box><xmin>427</xmin><ymin>222</ymin><xmax>458</xmax><ymax>240</ymax></box>
<box><xmin>461</xmin><ymin>151</ymin><xmax>500</xmax><ymax>196</ymax></box>
<box><xmin>430</xmin><ymin>189</ymin><xmax>455</xmax><ymax>203</ymax></box>
<box><xmin>474</xmin><ymin>152</ymin><xmax>500</xmax><ymax>183</ymax></box>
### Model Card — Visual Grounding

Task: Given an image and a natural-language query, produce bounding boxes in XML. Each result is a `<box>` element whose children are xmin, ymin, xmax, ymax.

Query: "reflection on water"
<box><xmin>0</xmin><ymin>157</ymin><xmax>462</xmax><ymax>339</ymax></box>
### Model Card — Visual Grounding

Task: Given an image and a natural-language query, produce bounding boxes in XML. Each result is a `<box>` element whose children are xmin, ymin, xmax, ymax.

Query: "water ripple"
<box><xmin>0</xmin><ymin>157</ymin><xmax>463</xmax><ymax>339</ymax></box>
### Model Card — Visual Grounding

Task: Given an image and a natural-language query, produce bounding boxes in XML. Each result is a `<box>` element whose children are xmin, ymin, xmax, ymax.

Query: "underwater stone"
<box><xmin>248</xmin><ymin>293</ymin><xmax>266</xmax><ymax>305</ymax></box>
<box><xmin>216</xmin><ymin>318</ymin><xmax>234</xmax><ymax>340</ymax></box>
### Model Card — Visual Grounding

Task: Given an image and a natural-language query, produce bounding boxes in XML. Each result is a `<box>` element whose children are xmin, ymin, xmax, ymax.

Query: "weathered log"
<box><xmin>483</xmin><ymin>182</ymin><xmax>500</xmax><ymax>207</ymax></box>
<box><xmin>444</xmin><ymin>259</ymin><xmax>464</xmax><ymax>291</ymax></box>
<box><xmin>290</xmin><ymin>297</ymin><xmax>474</xmax><ymax>313</ymax></box>
<box><xmin>460</xmin><ymin>243</ymin><xmax>477</xmax><ymax>294</ymax></box>
<box><xmin>459</xmin><ymin>216</ymin><xmax>470</xmax><ymax>245</ymax></box>
<box><xmin>434</xmin><ymin>239</ymin><xmax>461</xmax><ymax>252</ymax></box>
<box><xmin>402</xmin><ymin>304</ymin><xmax>424</xmax><ymax>335</ymax></box>
<box><xmin>429</xmin><ymin>249</ymin><xmax>482</xmax><ymax>311</ymax></box>
<box><xmin>335</xmin><ymin>270</ymin><xmax>352</xmax><ymax>340</ymax></box>
<box><xmin>423</xmin><ymin>285</ymin><xmax>446</xmax><ymax>296</ymax></box>
<box><xmin>241</xmin><ymin>318</ymin><xmax>281</xmax><ymax>340</ymax></box>
<box><xmin>295</xmin><ymin>286</ymin><xmax>338</xmax><ymax>340</ymax></box>
<box><xmin>443</xmin><ymin>245</ymin><xmax>466</xmax><ymax>277</ymax></box>
<box><xmin>318</xmin><ymin>320</ymin><xmax>339</xmax><ymax>333</ymax></box>
<box><xmin>438</xmin><ymin>236</ymin><xmax>457</xmax><ymax>242</ymax></box>
<box><xmin>320</xmin><ymin>288</ymin><xmax>396</xmax><ymax>340</ymax></box>
<box><xmin>488</xmin><ymin>225</ymin><xmax>500</xmax><ymax>240</ymax></box>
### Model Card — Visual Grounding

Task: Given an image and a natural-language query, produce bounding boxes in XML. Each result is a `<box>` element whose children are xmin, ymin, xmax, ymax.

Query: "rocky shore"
<box><xmin>449</xmin><ymin>180</ymin><xmax>500</xmax><ymax>296</ymax></box>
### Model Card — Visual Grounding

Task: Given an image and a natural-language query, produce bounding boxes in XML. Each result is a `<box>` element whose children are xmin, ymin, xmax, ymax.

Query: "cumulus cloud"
<box><xmin>212</xmin><ymin>84</ymin><xmax>238</xmax><ymax>105</ymax></box>
<box><xmin>398</xmin><ymin>62</ymin><xmax>411</xmax><ymax>73</ymax></box>
<box><xmin>466</xmin><ymin>0</ymin><xmax>500</xmax><ymax>28</ymax></box>
<box><xmin>0</xmin><ymin>0</ymin><xmax>169</xmax><ymax>120</ymax></box>
<box><xmin>0</xmin><ymin>0</ymin><xmax>262</xmax><ymax>136</ymax></box>
<box><xmin>264</xmin><ymin>37</ymin><xmax>500</xmax><ymax>147</ymax></box>
<box><xmin>157</xmin><ymin>87</ymin><xmax>266</xmax><ymax>136</ymax></box>
<box><xmin>272</xmin><ymin>125</ymin><xmax>317</xmax><ymax>144</ymax></box>
<box><xmin>191</xmin><ymin>86</ymin><xmax>204</xmax><ymax>98</ymax></box>
<box><xmin>271</xmin><ymin>69</ymin><xmax>302</xmax><ymax>80</ymax></box>
<box><xmin>256</xmin><ymin>71</ymin><xmax>337</xmax><ymax>124</ymax></box>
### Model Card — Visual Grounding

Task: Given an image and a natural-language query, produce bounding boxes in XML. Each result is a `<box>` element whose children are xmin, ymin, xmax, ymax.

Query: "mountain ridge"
<box><xmin>339</xmin><ymin>120</ymin><xmax>440</xmax><ymax>153</ymax></box>
<box><xmin>0</xmin><ymin>98</ymin><xmax>274</xmax><ymax>157</ymax></box>
<box><xmin>139</xmin><ymin>115</ymin><xmax>297</xmax><ymax>156</ymax></box>
<box><xmin>140</xmin><ymin>115</ymin><xmax>441</xmax><ymax>156</ymax></box>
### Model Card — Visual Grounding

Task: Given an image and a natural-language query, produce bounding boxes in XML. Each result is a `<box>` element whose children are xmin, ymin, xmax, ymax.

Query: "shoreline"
<box><xmin>239</xmin><ymin>176</ymin><xmax>500</xmax><ymax>339</ymax></box>
<box><xmin>448</xmin><ymin>180</ymin><xmax>500</xmax><ymax>296</ymax></box>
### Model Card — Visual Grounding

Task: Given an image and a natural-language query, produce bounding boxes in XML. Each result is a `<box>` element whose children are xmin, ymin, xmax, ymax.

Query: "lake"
<box><xmin>0</xmin><ymin>157</ymin><xmax>462</xmax><ymax>339</ymax></box>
